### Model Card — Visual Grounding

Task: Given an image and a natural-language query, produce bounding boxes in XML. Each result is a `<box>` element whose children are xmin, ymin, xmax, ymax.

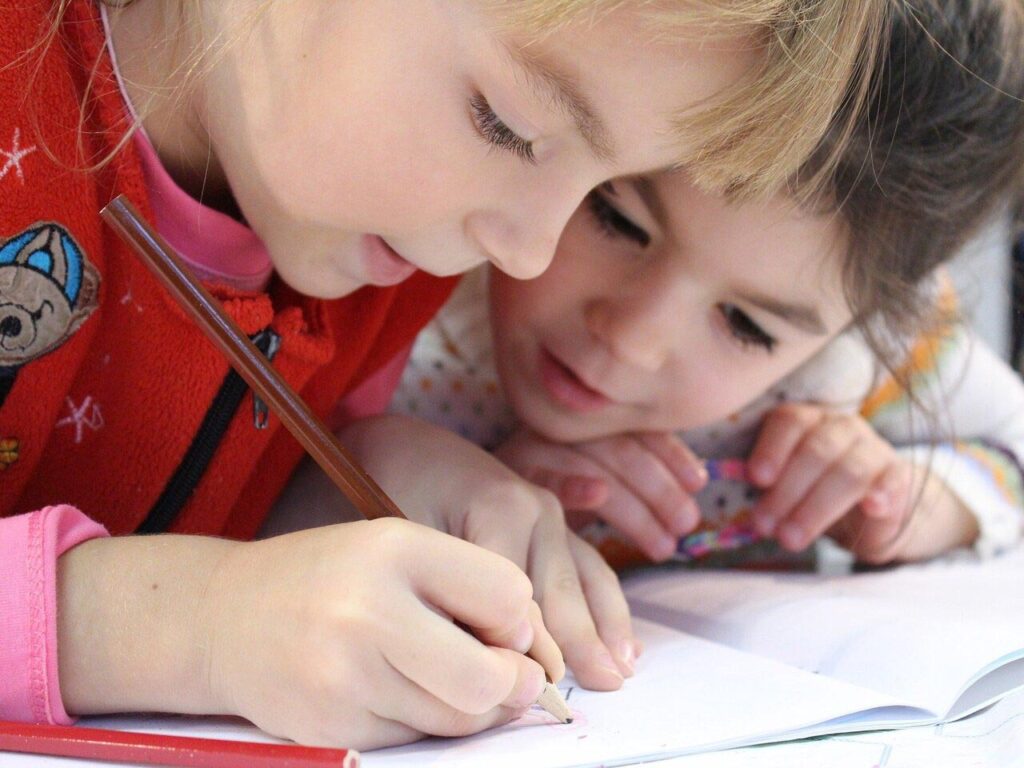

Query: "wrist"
<box><xmin>58</xmin><ymin>534</ymin><xmax>240</xmax><ymax>717</ymax></box>
<box><xmin>892</xmin><ymin>475</ymin><xmax>979</xmax><ymax>562</ymax></box>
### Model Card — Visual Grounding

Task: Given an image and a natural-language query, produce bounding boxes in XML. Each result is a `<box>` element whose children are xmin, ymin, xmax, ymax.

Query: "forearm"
<box><xmin>896</xmin><ymin>442</ymin><xmax>1022</xmax><ymax>557</ymax></box>
<box><xmin>57</xmin><ymin>534</ymin><xmax>239</xmax><ymax>717</ymax></box>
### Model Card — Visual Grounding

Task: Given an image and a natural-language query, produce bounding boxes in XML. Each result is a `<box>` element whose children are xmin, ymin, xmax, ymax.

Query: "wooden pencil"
<box><xmin>101</xmin><ymin>196</ymin><xmax>403</xmax><ymax>521</ymax></box>
<box><xmin>100</xmin><ymin>194</ymin><xmax>571</xmax><ymax>723</ymax></box>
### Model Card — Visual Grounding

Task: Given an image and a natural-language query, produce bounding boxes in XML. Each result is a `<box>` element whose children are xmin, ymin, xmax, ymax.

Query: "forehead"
<box><xmin>653</xmin><ymin>171</ymin><xmax>851</xmax><ymax>319</ymax></box>
<box><xmin>492</xmin><ymin>5</ymin><xmax>762</xmax><ymax>173</ymax></box>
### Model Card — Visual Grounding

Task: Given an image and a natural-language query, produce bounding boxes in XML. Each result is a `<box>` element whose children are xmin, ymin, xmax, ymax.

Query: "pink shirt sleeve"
<box><xmin>329</xmin><ymin>347</ymin><xmax>413</xmax><ymax>429</ymax></box>
<box><xmin>0</xmin><ymin>506</ymin><xmax>109</xmax><ymax>724</ymax></box>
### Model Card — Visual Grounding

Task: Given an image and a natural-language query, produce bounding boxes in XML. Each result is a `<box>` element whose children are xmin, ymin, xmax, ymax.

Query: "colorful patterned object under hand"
<box><xmin>676</xmin><ymin>459</ymin><xmax>761</xmax><ymax>560</ymax></box>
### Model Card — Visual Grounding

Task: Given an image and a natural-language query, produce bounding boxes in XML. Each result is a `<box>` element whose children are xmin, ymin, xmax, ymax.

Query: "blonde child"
<box><xmin>392</xmin><ymin>0</ymin><xmax>1024</xmax><ymax>573</ymax></box>
<box><xmin>0</xmin><ymin>0</ymin><xmax>892</xmax><ymax>750</ymax></box>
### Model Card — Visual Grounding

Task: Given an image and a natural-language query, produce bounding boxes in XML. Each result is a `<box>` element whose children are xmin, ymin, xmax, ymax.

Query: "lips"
<box><xmin>360</xmin><ymin>235</ymin><xmax>418</xmax><ymax>286</ymax></box>
<box><xmin>538</xmin><ymin>347</ymin><xmax>613</xmax><ymax>413</ymax></box>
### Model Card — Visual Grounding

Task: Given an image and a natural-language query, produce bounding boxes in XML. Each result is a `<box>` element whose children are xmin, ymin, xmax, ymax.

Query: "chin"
<box><xmin>277</xmin><ymin>266</ymin><xmax>363</xmax><ymax>300</ymax></box>
<box><xmin>517</xmin><ymin>399</ymin><xmax>612</xmax><ymax>445</ymax></box>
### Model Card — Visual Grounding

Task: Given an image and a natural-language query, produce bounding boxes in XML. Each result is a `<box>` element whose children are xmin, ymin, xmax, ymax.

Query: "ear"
<box><xmin>65</xmin><ymin>259</ymin><xmax>101</xmax><ymax>337</ymax></box>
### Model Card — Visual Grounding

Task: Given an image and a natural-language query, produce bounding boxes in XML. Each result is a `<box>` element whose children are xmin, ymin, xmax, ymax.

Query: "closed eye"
<box><xmin>718</xmin><ymin>303</ymin><xmax>776</xmax><ymax>353</ymax></box>
<box><xmin>585</xmin><ymin>188</ymin><xmax>651</xmax><ymax>248</ymax></box>
<box><xmin>470</xmin><ymin>93</ymin><xmax>536</xmax><ymax>164</ymax></box>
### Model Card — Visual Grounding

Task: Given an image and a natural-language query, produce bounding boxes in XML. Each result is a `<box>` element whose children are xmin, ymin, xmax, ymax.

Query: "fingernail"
<box><xmin>750</xmin><ymin>461</ymin><xmax>775</xmax><ymax>486</ymax></box>
<box><xmin>510</xmin><ymin>619</ymin><xmax>534</xmax><ymax>653</ymax></box>
<box><xmin>867</xmin><ymin>490</ymin><xmax>889</xmax><ymax>516</ymax></box>
<box><xmin>684</xmin><ymin>461</ymin><xmax>708</xmax><ymax>490</ymax></box>
<box><xmin>653</xmin><ymin>535</ymin><xmax>678</xmax><ymax>561</ymax></box>
<box><xmin>615</xmin><ymin>639</ymin><xmax>636</xmax><ymax>676</ymax></box>
<box><xmin>596</xmin><ymin>649</ymin><xmax>624</xmax><ymax>681</ymax></box>
<box><xmin>753</xmin><ymin>510</ymin><xmax>775</xmax><ymax>536</ymax></box>
<box><xmin>684</xmin><ymin>498</ymin><xmax>701</xmax><ymax>530</ymax></box>
<box><xmin>778</xmin><ymin>522</ymin><xmax>804</xmax><ymax>550</ymax></box>
<box><xmin>566</xmin><ymin>477</ymin><xmax>599</xmax><ymax>505</ymax></box>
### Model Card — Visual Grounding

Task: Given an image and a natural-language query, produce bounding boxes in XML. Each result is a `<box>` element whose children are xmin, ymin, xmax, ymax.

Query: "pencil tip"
<box><xmin>535</xmin><ymin>681</ymin><xmax>573</xmax><ymax>724</ymax></box>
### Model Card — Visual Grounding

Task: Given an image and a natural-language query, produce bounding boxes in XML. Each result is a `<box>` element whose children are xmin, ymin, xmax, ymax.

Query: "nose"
<box><xmin>584</xmin><ymin>288</ymin><xmax>679</xmax><ymax>373</ymax></box>
<box><xmin>0</xmin><ymin>315</ymin><xmax>22</xmax><ymax>338</ymax></box>
<box><xmin>464</xmin><ymin>180</ymin><xmax>590</xmax><ymax>281</ymax></box>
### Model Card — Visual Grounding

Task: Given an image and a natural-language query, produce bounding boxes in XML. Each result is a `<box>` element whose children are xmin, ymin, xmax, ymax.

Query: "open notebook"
<box><xmin>366</xmin><ymin>548</ymin><xmax>1024</xmax><ymax>767</ymax></box>
<box><xmin>17</xmin><ymin>548</ymin><xmax>1024</xmax><ymax>768</ymax></box>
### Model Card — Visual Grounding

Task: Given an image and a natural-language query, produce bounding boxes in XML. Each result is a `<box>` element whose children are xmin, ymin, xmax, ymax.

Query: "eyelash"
<box><xmin>470</xmin><ymin>93</ymin><xmax>536</xmax><ymax>164</ymax></box>
<box><xmin>718</xmin><ymin>303</ymin><xmax>777</xmax><ymax>353</ymax></box>
<box><xmin>585</xmin><ymin>189</ymin><xmax>651</xmax><ymax>248</ymax></box>
<box><xmin>586</xmin><ymin>191</ymin><xmax>776</xmax><ymax>353</ymax></box>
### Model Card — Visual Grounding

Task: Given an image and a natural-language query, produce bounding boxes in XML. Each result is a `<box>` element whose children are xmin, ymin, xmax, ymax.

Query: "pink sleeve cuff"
<box><xmin>0</xmin><ymin>506</ymin><xmax>110</xmax><ymax>725</ymax></box>
<box><xmin>330</xmin><ymin>347</ymin><xmax>413</xmax><ymax>429</ymax></box>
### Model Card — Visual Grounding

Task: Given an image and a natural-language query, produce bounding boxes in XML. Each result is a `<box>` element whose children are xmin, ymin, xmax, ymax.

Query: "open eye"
<box><xmin>469</xmin><ymin>93</ymin><xmax>536</xmax><ymax>164</ymax></box>
<box><xmin>31</xmin><ymin>300</ymin><xmax>54</xmax><ymax>321</ymax></box>
<box><xmin>585</xmin><ymin>188</ymin><xmax>651</xmax><ymax>247</ymax></box>
<box><xmin>718</xmin><ymin>303</ymin><xmax>776</xmax><ymax>353</ymax></box>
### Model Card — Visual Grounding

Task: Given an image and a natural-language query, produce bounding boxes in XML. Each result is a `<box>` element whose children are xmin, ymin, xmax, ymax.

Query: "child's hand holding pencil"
<box><xmin>340</xmin><ymin>414</ymin><xmax>639</xmax><ymax>691</ymax></box>
<box><xmin>77</xmin><ymin>198</ymin><xmax>584</xmax><ymax>754</ymax></box>
<box><xmin>197</xmin><ymin>520</ymin><xmax>561</xmax><ymax>749</ymax></box>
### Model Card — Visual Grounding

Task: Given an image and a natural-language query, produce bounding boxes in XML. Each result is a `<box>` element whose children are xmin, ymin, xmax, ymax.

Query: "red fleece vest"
<box><xmin>0</xmin><ymin>1</ymin><xmax>456</xmax><ymax>538</ymax></box>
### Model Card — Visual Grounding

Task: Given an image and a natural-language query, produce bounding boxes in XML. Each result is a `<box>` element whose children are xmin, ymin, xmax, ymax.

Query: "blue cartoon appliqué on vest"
<box><xmin>0</xmin><ymin>222</ymin><xmax>100</xmax><ymax>368</ymax></box>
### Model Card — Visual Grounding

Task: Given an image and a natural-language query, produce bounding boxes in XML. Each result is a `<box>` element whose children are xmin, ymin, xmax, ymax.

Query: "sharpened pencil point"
<box><xmin>535</xmin><ymin>682</ymin><xmax>573</xmax><ymax>724</ymax></box>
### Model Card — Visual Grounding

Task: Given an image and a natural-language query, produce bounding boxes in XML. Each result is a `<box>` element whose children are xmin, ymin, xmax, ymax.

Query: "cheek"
<box><xmin>255</xmin><ymin>91</ymin><xmax>466</xmax><ymax>227</ymax></box>
<box><xmin>654</xmin><ymin>359</ymin><xmax>786</xmax><ymax>430</ymax></box>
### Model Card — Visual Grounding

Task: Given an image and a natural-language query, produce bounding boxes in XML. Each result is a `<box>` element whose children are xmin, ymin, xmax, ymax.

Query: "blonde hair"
<box><xmin>502</xmin><ymin>1</ymin><xmax>891</xmax><ymax>200</ymax></box>
<box><xmin>41</xmin><ymin>0</ymin><xmax>887</xmax><ymax>199</ymax></box>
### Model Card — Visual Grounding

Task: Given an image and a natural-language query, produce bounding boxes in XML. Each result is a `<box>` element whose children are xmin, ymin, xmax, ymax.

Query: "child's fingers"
<box><xmin>861</xmin><ymin>460</ymin><xmax>914</xmax><ymax>520</ymax></box>
<box><xmin>496</xmin><ymin>432</ymin><xmax>610</xmax><ymax>511</ymax></box>
<box><xmin>467</xmin><ymin>482</ymin><xmax>549</xmax><ymax>575</ymax></box>
<box><xmin>597</xmin><ymin>480</ymin><xmax>680</xmax><ymax>561</ymax></box>
<box><xmin>527</xmin><ymin>468</ymin><xmax>610</xmax><ymax>511</ymax></box>
<box><xmin>528</xmin><ymin>515</ymin><xmax>625</xmax><ymax>692</ymax></box>
<box><xmin>774</xmin><ymin>438</ymin><xmax>891</xmax><ymax>550</ymax></box>
<box><xmin>747</xmin><ymin>404</ymin><xmax>824</xmax><ymax>486</ymax></box>
<box><xmin>382</xmin><ymin>592</ymin><xmax>545</xmax><ymax>716</ymax></box>
<box><xmin>752</xmin><ymin>414</ymin><xmax>859</xmax><ymax>535</ymax></box>
<box><xmin>635</xmin><ymin>432</ymin><xmax>708</xmax><ymax>493</ymax></box>
<box><xmin>568</xmin><ymin>533</ymin><xmax>637</xmax><ymax>677</ymax></box>
<box><xmin>374</xmin><ymin>645</ymin><xmax>536</xmax><ymax>739</ymax></box>
<box><xmin>404</xmin><ymin>522</ymin><xmax>537</xmax><ymax>646</ymax></box>
<box><xmin>840</xmin><ymin>462</ymin><xmax>917</xmax><ymax>563</ymax></box>
<box><xmin>523</xmin><ymin>600</ymin><xmax>566</xmax><ymax>683</ymax></box>
<box><xmin>578</xmin><ymin>436</ymin><xmax>698</xmax><ymax>537</ymax></box>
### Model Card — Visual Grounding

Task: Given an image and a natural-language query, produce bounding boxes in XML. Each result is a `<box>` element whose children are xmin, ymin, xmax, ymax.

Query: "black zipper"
<box><xmin>136</xmin><ymin>328</ymin><xmax>281</xmax><ymax>533</ymax></box>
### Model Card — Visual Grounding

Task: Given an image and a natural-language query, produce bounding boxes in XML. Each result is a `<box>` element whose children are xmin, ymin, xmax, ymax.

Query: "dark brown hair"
<box><xmin>800</xmin><ymin>0</ymin><xmax>1024</xmax><ymax>363</ymax></box>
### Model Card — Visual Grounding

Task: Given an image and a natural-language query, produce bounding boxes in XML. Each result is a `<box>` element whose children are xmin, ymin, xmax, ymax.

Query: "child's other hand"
<box><xmin>828</xmin><ymin>470</ymin><xmax>980</xmax><ymax>564</ymax></box>
<box><xmin>747</xmin><ymin>404</ymin><xmax>909</xmax><ymax>555</ymax></box>
<box><xmin>206</xmin><ymin>522</ymin><xmax>550</xmax><ymax>749</ymax></box>
<box><xmin>495</xmin><ymin>427</ymin><xmax>707</xmax><ymax>562</ymax></box>
<box><xmin>341</xmin><ymin>415</ymin><xmax>637</xmax><ymax>691</ymax></box>
<box><xmin>747</xmin><ymin>403</ymin><xmax>978</xmax><ymax>563</ymax></box>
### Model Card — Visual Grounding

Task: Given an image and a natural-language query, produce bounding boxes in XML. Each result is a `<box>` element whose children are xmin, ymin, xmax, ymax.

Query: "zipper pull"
<box><xmin>251</xmin><ymin>328</ymin><xmax>282</xmax><ymax>429</ymax></box>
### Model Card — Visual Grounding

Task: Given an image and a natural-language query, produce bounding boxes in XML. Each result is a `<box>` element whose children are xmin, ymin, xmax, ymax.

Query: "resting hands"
<box><xmin>748</xmin><ymin>403</ymin><xmax>978</xmax><ymax>563</ymax></box>
<box><xmin>492</xmin><ymin>406</ymin><xmax>980</xmax><ymax>568</ymax></box>
<box><xmin>495</xmin><ymin>427</ymin><xmax>707</xmax><ymax>562</ymax></box>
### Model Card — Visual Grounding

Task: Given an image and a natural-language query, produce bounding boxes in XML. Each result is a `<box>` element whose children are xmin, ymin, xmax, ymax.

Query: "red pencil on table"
<box><xmin>0</xmin><ymin>720</ymin><xmax>359</xmax><ymax>768</ymax></box>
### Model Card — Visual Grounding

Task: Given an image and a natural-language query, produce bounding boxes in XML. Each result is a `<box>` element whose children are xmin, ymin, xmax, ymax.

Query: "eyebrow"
<box><xmin>501</xmin><ymin>41</ymin><xmax>616</xmax><ymax>163</ymax></box>
<box><xmin>738</xmin><ymin>292</ymin><xmax>829</xmax><ymax>335</ymax></box>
